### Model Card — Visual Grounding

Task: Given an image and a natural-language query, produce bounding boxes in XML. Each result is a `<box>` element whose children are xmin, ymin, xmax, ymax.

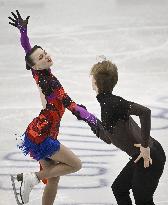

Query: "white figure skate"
<box><xmin>11</xmin><ymin>173</ymin><xmax>39</xmax><ymax>204</ymax></box>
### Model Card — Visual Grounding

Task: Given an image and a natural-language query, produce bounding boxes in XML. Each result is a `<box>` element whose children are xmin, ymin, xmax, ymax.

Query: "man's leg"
<box><xmin>111</xmin><ymin>160</ymin><xmax>134</xmax><ymax>205</ymax></box>
<box><xmin>132</xmin><ymin>145</ymin><xmax>166</xmax><ymax>205</ymax></box>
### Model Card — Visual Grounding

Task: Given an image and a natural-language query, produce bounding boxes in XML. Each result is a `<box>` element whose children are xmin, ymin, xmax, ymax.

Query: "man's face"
<box><xmin>31</xmin><ymin>48</ymin><xmax>53</xmax><ymax>70</ymax></box>
<box><xmin>91</xmin><ymin>75</ymin><xmax>98</xmax><ymax>92</ymax></box>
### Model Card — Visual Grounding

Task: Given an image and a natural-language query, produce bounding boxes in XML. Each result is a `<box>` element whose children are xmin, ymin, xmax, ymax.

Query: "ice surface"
<box><xmin>0</xmin><ymin>0</ymin><xmax>168</xmax><ymax>204</ymax></box>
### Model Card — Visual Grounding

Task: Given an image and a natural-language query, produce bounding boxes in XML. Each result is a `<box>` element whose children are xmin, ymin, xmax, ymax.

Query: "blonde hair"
<box><xmin>90</xmin><ymin>60</ymin><xmax>118</xmax><ymax>93</ymax></box>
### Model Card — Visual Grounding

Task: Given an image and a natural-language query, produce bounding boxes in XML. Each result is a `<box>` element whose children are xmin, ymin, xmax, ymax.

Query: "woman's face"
<box><xmin>91</xmin><ymin>75</ymin><xmax>98</xmax><ymax>93</ymax></box>
<box><xmin>31</xmin><ymin>48</ymin><xmax>53</xmax><ymax>70</ymax></box>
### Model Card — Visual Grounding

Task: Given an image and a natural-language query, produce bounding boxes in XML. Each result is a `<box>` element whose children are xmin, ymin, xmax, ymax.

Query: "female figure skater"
<box><xmin>8</xmin><ymin>11</ymin><xmax>111</xmax><ymax>205</ymax></box>
<box><xmin>90</xmin><ymin>58</ymin><xmax>166</xmax><ymax>205</ymax></box>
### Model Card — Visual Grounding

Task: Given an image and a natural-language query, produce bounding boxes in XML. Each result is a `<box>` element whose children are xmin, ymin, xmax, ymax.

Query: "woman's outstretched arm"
<box><xmin>8</xmin><ymin>10</ymin><xmax>111</xmax><ymax>143</ymax></box>
<box><xmin>8</xmin><ymin>10</ymin><xmax>96</xmax><ymax>124</ymax></box>
<box><xmin>8</xmin><ymin>10</ymin><xmax>48</xmax><ymax>108</ymax></box>
<box><xmin>8</xmin><ymin>10</ymin><xmax>31</xmax><ymax>53</ymax></box>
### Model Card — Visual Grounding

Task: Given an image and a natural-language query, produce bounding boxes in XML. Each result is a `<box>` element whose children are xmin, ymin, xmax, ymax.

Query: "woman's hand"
<box><xmin>8</xmin><ymin>10</ymin><xmax>30</xmax><ymax>31</ymax></box>
<box><xmin>134</xmin><ymin>144</ymin><xmax>152</xmax><ymax>168</ymax></box>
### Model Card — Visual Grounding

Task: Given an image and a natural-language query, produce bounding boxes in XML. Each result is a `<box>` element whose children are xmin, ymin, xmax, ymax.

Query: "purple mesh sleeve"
<box><xmin>75</xmin><ymin>105</ymin><xmax>97</xmax><ymax>125</ymax></box>
<box><xmin>19</xmin><ymin>27</ymin><xmax>32</xmax><ymax>53</ymax></box>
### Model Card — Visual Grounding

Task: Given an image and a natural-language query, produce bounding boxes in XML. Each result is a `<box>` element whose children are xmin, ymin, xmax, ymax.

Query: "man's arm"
<box><xmin>127</xmin><ymin>101</ymin><xmax>152</xmax><ymax>168</ymax></box>
<box><xmin>128</xmin><ymin>102</ymin><xmax>151</xmax><ymax>148</ymax></box>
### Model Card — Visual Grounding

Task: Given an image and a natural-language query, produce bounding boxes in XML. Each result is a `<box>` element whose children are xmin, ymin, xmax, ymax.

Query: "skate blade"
<box><xmin>10</xmin><ymin>175</ymin><xmax>24</xmax><ymax>205</ymax></box>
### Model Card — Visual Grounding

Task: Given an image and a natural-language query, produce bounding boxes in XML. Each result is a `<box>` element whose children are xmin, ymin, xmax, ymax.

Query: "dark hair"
<box><xmin>25</xmin><ymin>45</ymin><xmax>43</xmax><ymax>70</ymax></box>
<box><xmin>90</xmin><ymin>60</ymin><xmax>118</xmax><ymax>93</ymax></box>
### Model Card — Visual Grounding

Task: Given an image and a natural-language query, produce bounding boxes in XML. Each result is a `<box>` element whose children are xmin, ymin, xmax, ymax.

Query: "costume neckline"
<box><xmin>96</xmin><ymin>92</ymin><xmax>113</xmax><ymax>102</ymax></box>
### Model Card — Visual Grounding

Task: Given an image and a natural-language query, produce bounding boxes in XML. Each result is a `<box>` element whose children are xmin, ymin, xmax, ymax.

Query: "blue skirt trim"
<box><xmin>18</xmin><ymin>133</ymin><xmax>60</xmax><ymax>161</ymax></box>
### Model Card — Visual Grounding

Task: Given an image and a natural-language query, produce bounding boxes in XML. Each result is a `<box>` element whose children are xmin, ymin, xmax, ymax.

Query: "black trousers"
<box><xmin>111</xmin><ymin>141</ymin><xmax>166</xmax><ymax>205</ymax></box>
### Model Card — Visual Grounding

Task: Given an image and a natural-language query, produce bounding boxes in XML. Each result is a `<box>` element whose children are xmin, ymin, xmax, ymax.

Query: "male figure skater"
<box><xmin>90</xmin><ymin>59</ymin><xmax>166</xmax><ymax>205</ymax></box>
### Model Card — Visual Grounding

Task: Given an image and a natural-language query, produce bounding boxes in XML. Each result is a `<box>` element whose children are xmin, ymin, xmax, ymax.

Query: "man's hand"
<box><xmin>90</xmin><ymin>119</ymin><xmax>112</xmax><ymax>144</ymax></box>
<box><xmin>134</xmin><ymin>144</ymin><xmax>152</xmax><ymax>168</ymax></box>
<box><xmin>8</xmin><ymin>10</ymin><xmax>30</xmax><ymax>30</ymax></box>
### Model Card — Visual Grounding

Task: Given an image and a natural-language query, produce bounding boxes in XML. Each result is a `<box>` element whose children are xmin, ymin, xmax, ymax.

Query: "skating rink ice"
<box><xmin>0</xmin><ymin>0</ymin><xmax>168</xmax><ymax>204</ymax></box>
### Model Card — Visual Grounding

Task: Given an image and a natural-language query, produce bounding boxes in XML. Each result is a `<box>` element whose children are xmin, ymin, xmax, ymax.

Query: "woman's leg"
<box><xmin>42</xmin><ymin>177</ymin><xmax>60</xmax><ymax>205</ymax></box>
<box><xmin>17</xmin><ymin>143</ymin><xmax>81</xmax><ymax>204</ymax></box>
<box><xmin>40</xmin><ymin>160</ymin><xmax>60</xmax><ymax>205</ymax></box>
<box><xmin>37</xmin><ymin>143</ymin><xmax>82</xmax><ymax>180</ymax></box>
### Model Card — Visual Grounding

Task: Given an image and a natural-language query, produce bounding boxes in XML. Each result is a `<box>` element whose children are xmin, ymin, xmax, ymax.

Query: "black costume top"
<box><xmin>96</xmin><ymin>92</ymin><xmax>156</xmax><ymax>156</ymax></box>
